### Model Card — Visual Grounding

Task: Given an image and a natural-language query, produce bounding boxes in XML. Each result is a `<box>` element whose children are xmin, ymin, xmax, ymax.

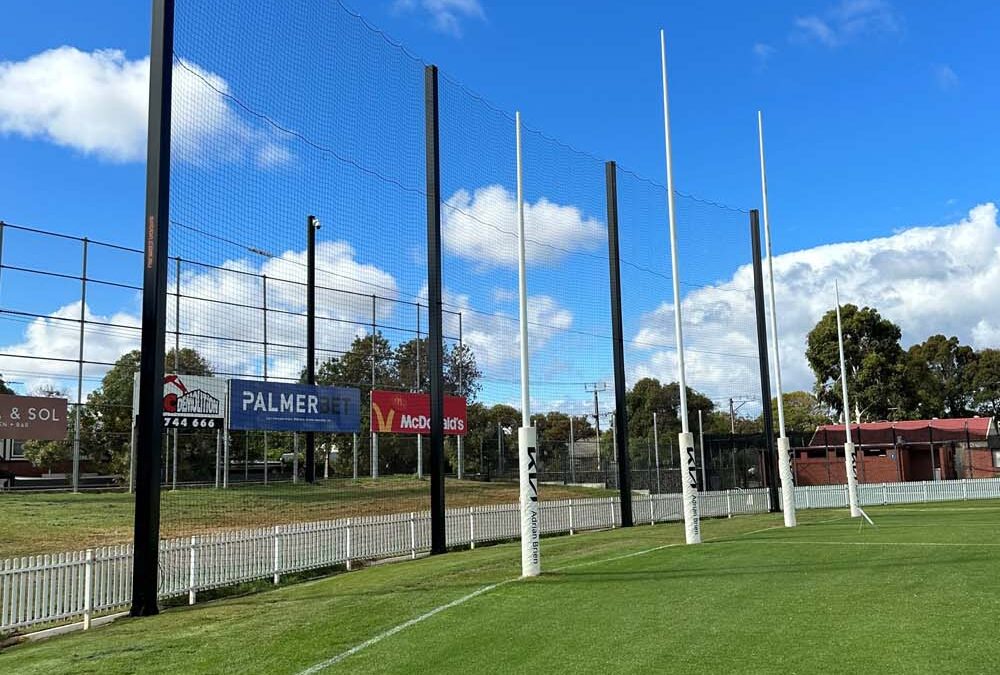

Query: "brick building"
<box><xmin>793</xmin><ymin>417</ymin><xmax>999</xmax><ymax>486</ymax></box>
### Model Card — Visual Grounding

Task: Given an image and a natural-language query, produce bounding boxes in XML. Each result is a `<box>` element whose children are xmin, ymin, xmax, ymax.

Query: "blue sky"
<box><xmin>1</xmin><ymin>0</ymin><xmax>999</xmax><ymax>416</ymax></box>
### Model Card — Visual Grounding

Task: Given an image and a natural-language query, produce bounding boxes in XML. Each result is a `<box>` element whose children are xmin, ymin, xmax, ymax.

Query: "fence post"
<box><xmin>882</xmin><ymin>482</ymin><xmax>888</xmax><ymax>505</ymax></box>
<box><xmin>609</xmin><ymin>498</ymin><xmax>616</xmax><ymax>529</ymax></box>
<box><xmin>962</xmin><ymin>479</ymin><xmax>968</xmax><ymax>500</ymax></box>
<box><xmin>569</xmin><ymin>499</ymin><xmax>575</xmax><ymax>535</ymax></box>
<box><xmin>727</xmin><ymin>490</ymin><xmax>732</xmax><ymax>518</ymax></box>
<box><xmin>188</xmin><ymin>536</ymin><xmax>197</xmax><ymax>606</ymax></box>
<box><xmin>410</xmin><ymin>512</ymin><xmax>417</xmax><ymax>559</ymax></box>
<box><xmin>923</xmin><ymin>482</ymin><xmax>928</xmax><ymax>502</ymax></box>
<box><xmin>83</xmin><ymin>549</ymin><xmax>94</xmax><ymax>630</ymax></box>
<box><xmin>469</xmin><ymin>507</ymin><xmax>475</xmax><ymax>550</ymax></box>
<box><xmin>649</xmin><ymin>494</ymin><xmax>655</xmax><ymax>525</ymax></box>
<box><xmin>273</xmin><ymin>526</ymin><xmax>281</xmax><ymax>585</ymax></box>
<box><xmin>345</xmin><ymin>519</ymin><xmax>352</xmax><ymax>571</ymax></box>
<box><xmin>805</xmin><ymin>487</ymin><xmax>810</xmax><ymax>510</ymax></box>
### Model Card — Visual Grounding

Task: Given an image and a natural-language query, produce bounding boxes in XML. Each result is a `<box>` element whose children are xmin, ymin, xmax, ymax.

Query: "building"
<box><xmin>793</xmin><ymin>417</ymin><xmax>999</xmax><ymax>486</ymax></box>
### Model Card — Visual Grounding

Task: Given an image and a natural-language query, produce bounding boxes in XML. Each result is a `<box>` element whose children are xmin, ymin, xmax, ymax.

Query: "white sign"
<box><xmin>132</xmin><ymin>373</ymin><xmax>228</xmax><ymax>427</ymax></box>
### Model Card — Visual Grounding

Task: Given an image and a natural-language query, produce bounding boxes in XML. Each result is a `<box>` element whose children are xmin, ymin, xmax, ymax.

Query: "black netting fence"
<box><xmin>2</xmin><ymin>1</ymin><xmax>778</xmax><ymax>572</ymax></box>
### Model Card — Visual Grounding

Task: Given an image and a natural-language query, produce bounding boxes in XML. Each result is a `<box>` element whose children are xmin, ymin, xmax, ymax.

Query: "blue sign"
<box><xmin>228</xmin><ymin>380</ymin><xmax>361</xmax><ymax>432</ymax></box>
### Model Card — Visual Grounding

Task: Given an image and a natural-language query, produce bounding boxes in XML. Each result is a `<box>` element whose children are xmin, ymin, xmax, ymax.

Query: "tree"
<box><xmin>969</xmin><ymin>348</ymin><xmax>1000</xmax><ymax>420</ymax></box>
<box><xmin>805</xmin><ymin>304</ymin><xmax>906</xmax><ymax>422</ymax></box>
<box><xmin>83</xmin><ymin>348</ymin><xmax>213</xmax><ymax>478</ymax></box>
<box><xmin>767</xmin><ymin>391</ymin><xmax>830</xmax><ymax>433</ymax></box>
<box><xmin>903</xmin><ymin>335</ymin><xmax>975</xmax><ymax>418</ymax></box>
<box><xmin>22</xmin><ymin>388</ymin><xmax>71</xmax><ymax>473</ymax></box>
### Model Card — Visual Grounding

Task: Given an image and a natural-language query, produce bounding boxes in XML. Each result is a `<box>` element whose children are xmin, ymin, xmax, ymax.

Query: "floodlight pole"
<box><xmin>660</xmin><ymin>29</ymin><xmax>700</xmax><ymax>544</ymax></box>
<box><xmin>835</xmin><ymin>282</ymin><xmax>862</xmax><ymax>518</ymax></box>
<box><xmin>758</xmin><ymin>111</ymin><xmax>796</xmax><ymax>527</ymax></box>
<box><xmin>305</xmin><ymin>215</ymin><xmax>319</xmax><ymax>484</ymax></box>
<box><xmin>132</xmin><ymin>0</ymin><xmax>174</xmax><ymax>618</ymax></box>
<box><xmin>515</xmin><ymin>111</ymin><xmax>540</xmax><ymax>576</ymax></box>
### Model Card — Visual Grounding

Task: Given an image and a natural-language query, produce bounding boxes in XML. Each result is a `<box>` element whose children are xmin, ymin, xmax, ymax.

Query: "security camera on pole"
<box><xmin>757</xmin><ymin>111</ymin><xmax>796</xmax><ymax>528</ymax></box>
<box><xmin>515</xmin><ymin>111</ymin><xmax>540</xmax><ymax>576</ymax></box>
<box><xmin>835</xmin><ymin>281</ymin><xmax>862</xmax><ymax>518</ymax></box>
<box><xmin>660</xmin><ymin>29</ymin><xmax>700</xmax><ymax>545</ymax></box>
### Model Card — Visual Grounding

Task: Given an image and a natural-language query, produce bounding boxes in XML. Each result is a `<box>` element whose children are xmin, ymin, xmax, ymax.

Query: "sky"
<box><xmin>0</xmin><ymin>0</ymin><xmax>998</xmax><ymax>420</ymax></box>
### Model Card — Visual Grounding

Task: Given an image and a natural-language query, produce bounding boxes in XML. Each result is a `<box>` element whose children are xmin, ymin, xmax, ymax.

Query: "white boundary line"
<box><xmin>296</xmin><ymin>579</ymin><xmax>515</xmax><ymax>674</ymax></box>
<box><xmin>719</xmin><ymin>540</ymin><xmax>1000</xmax><ymax>548</ymax></box>
<box><xmin>297</xmin><ymin>540</ymin><xmax>688</xmax><ymax>673</ymax></box>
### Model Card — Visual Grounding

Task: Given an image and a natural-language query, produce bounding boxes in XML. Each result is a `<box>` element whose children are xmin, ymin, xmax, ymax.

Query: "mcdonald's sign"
<box><xmin>370</xmin><ymin>390</ymin><xmax>467</xmax><ymax>435</ymax></box>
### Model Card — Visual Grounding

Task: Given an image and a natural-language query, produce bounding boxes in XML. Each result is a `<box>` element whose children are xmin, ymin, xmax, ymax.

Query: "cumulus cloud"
<box><xmin>393</xmin><ymin>0</ymin><xmax>485</xmax><ymax>36</ymax></box>
<box><xmin>793</xmin><ymin>0</ymin><xmax>900</xmax><ymax>47</ymax></box>
<box><xmin>442</xmin><ymin>185</ymin><xmax>605</xmax><ymax>268</ymax></box>
<box><xmin>0</xmin><ymin>302</ymin><xmax>141</xmax><ymax>396</ymax></box>
<box><xmin>0</xmin><ymin>241</ymin><xmax>397</xmax><ymax>394</ymax></box>
<box><xmin>630</xmin><ymin>203</ymin><xmax>1000</xmax><ymax>407</ymax></box>
<box><xmin>0</xmin><ymin>47</ymin><xmax>289</xmax><ymax>165</ymax></box>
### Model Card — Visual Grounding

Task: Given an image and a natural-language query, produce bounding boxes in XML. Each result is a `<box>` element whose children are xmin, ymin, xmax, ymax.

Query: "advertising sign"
<box><xmin>370</xmin><ymin>390</ymin><xmax>467</xmax><ymax>435</ymax></box>
<box><xmin>228</xmin><ymin>380</ymin><xmax>361</xmax><ymax>432</ymax></box>
<box><xmin>0</xmin><ymin>395</ymin><xmax>68</xmax><ymax>440</ymax></box>
<box><xmin>132</xmin><ymin>373</ymin><xmax>227</xmax><ymax>429</ymax></box>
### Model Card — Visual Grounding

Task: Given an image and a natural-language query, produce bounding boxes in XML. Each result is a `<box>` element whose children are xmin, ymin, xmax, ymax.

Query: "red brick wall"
<box><xmin>968</xmin><ymin>448</ymin><xmax>999</xmax><ymax>479</ymax></box>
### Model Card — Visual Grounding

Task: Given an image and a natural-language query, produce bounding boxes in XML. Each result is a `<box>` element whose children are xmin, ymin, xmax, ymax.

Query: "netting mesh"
<box><xmin>0</xmin><ymin>1</ymin><xmax>774</xmax><ymax>582</ymax></box>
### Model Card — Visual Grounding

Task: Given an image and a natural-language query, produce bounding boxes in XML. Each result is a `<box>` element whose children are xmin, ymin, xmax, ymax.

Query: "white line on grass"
<box><xmin>297</xmin><ymin>540</ymin><xmax>690</xmax><ymax>673</ymax></box>
<box><xmin>721</xmin><ymin>540</ymin><xmax>1000</xmax><ymax>548</ymax></box>
<box><xmin>296</xmin><ymin>579</ymin><xmax>515</xmax><ymax>675</ymax></box>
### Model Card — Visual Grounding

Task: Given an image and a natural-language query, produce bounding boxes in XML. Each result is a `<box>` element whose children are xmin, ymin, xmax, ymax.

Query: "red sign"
<box><xmin>370</xmin><ymin>391</ymin><xmax>467</xmax><ymax>435</ymax></box>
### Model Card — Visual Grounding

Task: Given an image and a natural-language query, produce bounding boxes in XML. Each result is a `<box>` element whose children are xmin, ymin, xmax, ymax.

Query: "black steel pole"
<box><xmin>605</xmin><ymin>161</ymin><xmax>633</xmax><ymax>527</ymax></box>
<box><xmin>305</xmin><ymin>215</ymin><xmax>318</xmax><ymax>483</ymax></box>
<box><xmin>425</xmin><ymin>65</ymin><xmax>447</xmax><ymax>554</ymax></box>
<box><xmin>132</xmin><ymin>0</ymin><xmax>174</xmax><ymax>618</ymax></box>
<box><xmin>750</xmin><ymin>210</ymin><xmax>780</xmax><ymax>512</ymax></box>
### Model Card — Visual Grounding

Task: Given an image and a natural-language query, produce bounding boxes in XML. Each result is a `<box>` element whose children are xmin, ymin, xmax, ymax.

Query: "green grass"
<box><xmin>0</xmin><ymin>478</ymin><xmax>612</xmax><ymax>557</ymax></box>
<box><xmin>4</xmin><ymin>501</ymin><xmax>999</xmax><ymax>673</ymax></box>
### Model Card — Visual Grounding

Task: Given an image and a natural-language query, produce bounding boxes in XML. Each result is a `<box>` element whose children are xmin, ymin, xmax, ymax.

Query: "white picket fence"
<box><xmin>5</xmin><ymin>477</ymin><xmax>1000</xmax><ymax>634</ymax></box>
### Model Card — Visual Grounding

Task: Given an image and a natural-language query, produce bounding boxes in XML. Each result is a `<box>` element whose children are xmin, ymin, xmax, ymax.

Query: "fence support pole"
<box><xmin>293</xmin><ymin>433</ymin><xmax>299</xmax><ymax>484</ymax></box>
<box><xmin>132</xmin><ymin>0</ymin><xmax>174</xmax><ymax>618</ymax></box>
<box><xmin>750</xmin><ymin>210</ymin><xmax>780</xmax><ymax>512</ymax></box>
<box><xmin>273</xmin><ymin>526</ymin><xmax>281</xmax><ymax>585</ymax></box>
<box><xmin>188</xmin><ymin>536</ymin><xmax>197</xmax><ymax>605</ymax></box>
<box><xmin>605</xmin><ymin>161</ymin><xmax>633</xmax><ymax>527</ymax></box>
<box><xmin>352</xmin><ymin>432</ymin><xmax>358</xmax><ymax>480</ymax></box>
<box><xmin>73</xmin><ymin>239</ymin><xmax>89</xmax><ymax>493</ymax></box>
<box><xmin>214</xmin><ymin>429</ymin><xmax>221</xmax><ymax>488</ymax></box>
<box><xmin>305</xmin><ymin>215</ymin><xmax>318</xmax><ymax>484</ymax></box>
<box><xmin>425</xmin><ymin>65</ymin><xmax>447</xmax><ymax>555</ymax></box>
<box><xmin>83</xmin><ymin>549</ymin><xmax>94</xmax><ymax>630</ymax></box>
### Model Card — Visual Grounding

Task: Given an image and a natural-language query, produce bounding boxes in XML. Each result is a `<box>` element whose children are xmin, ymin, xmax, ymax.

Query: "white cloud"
<box><xmin>442</xmin><ymin>185</ymin><xmax>605</xmax><ymax>268</ymax></box>
<box><xmin>934</xmin><ymin>64</ymin><xmax>959</xmax><ymax>91</ymax></box>
<box><xmin>0</xmin><ymin>302</ymin><xmax>141</xmax><ymax>397</ymax></box>
<box><xmin>793</xmin><ymin>0</ymin><xmax>900</xmax><ymax>47</ymax></box>
<box><xmin>629</xmin><ymin>203</ymin><xmax>1000</xmax><ymax>407</ymax></box>
<box><xmin>753</xmin><ymin>43</ymin><xmax>776</xmax><ymax>68</ymax></box>
<box><xmin>0</xmin><ymin>241</ymin><xmax>397</xmax><ymax>394</ymax></box>
<box><xmin>393</xmin><ymin>0</ymin><xmax>485</xmax><ymax>36</ymax></box>
<box><xmin>0</xmin><ymin>47</ymin><xmax>289</xmax><ymax>165</ymax></box>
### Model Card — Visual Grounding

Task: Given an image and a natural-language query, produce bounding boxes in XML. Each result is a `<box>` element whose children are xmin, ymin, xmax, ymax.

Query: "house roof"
<box><xmin>808</xmin><ymin>417</ymin><xmax>994</xmax><ymax>447</ymax></box>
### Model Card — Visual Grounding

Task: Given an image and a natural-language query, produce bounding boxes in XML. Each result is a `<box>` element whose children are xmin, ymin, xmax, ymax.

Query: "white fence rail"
<box><xmin>5</xmin><ymin>477</ymin><xmax>1000</xmax><ymax>634</ymax></box>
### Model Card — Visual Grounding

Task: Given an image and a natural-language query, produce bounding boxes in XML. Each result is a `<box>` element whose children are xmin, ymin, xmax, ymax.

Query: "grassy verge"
<box><xmin>0</xmin><ymin>477</ymin><xmax>612</xmax><ymax>557</ymax></box>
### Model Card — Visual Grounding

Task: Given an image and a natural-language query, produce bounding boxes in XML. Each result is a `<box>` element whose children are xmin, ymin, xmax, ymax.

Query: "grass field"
<box><xmin>0</xmin><ymin>478</ymin><xmax>611</xmax><ymax>557</ymax></box>
<box><xmin>3</xmin><ymin>501</ymin><xmax>998</xmax><ymax>673</ymax></box>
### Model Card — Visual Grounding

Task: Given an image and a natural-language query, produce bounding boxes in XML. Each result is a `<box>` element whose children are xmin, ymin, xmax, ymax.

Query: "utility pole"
<box><xmin>585</xmin><ymin>383</ymin><xmax>608</xmax><ymax>472</ymax></box>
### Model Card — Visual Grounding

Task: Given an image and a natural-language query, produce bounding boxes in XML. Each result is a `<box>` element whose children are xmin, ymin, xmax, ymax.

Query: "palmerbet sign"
<box><xmin>228</xmin><ymin>380</ymin><xmax>361</xmax><ymax>432</ymax></box>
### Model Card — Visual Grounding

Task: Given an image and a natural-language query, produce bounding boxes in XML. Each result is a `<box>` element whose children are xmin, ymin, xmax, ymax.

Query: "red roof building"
<box><xmin>793</xmin><ymin>417</ymin><xmax>999</xmax><ymax>486</ymax></box>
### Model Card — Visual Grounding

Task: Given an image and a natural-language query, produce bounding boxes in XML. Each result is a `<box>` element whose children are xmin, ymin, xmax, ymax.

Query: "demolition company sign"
<box><xmin>132</xmin><ymin>373</ymin><xmax>227</xmax><ymax>429</ymax></box>
<box><xmin>0</xmin><ymin>395</ymin><xmax>68</xmax><ymax>440</ymax></box>
<box><xmin>370</xmin><ymin>390</ymin><xmax>467</xmax><ymax>435</ymax></box>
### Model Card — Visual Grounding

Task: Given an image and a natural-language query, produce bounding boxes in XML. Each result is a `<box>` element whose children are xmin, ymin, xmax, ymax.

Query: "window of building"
<box><xmin>10</xmin><ymin>441</ymin><xmax>26</xmax><ymax>459</ymax></box>
<box><xmin>993</xmin><ymin>450</ymin><xmax>1000</xmax><ymax>468</ymax></box>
